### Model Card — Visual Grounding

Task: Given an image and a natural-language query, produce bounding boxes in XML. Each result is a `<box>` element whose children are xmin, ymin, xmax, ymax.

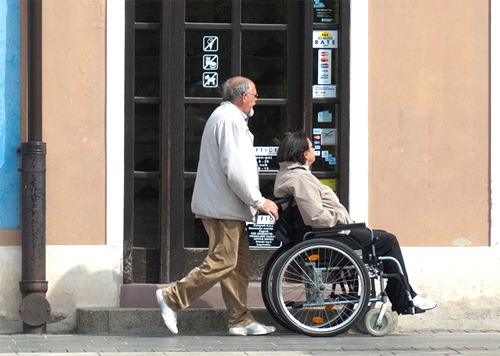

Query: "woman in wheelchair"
<box><xmin>273</xmin><ymin>130</ymin><xmax>436</xmax><ymax>315</ymax></box>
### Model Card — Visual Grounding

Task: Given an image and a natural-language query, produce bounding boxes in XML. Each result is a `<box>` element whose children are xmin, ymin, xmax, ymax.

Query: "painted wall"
<box><xmin>42</xmin><ymin>0</ymin><xmax>106</xmax><ymax>245</ymax></box>
<box><xmin>0</xmin><ymin>245</ymin><xmax>121</xmax><ymax>333</ymax></box>
<box><xmin>0</xmin><ymin>0</ymin><xmax>20</xmax><ymax>230</ymax></box>
<box><xmin>0</xmin><ymin>0</ymin><xmax>106</xmax><ymax>247</ymax></box>
<box><xmin>368</xmin><ymin>0</ymin><xmax>490</xmax><ymax>247</ymax></box>
<box><xmin>347</xmin><ymin>0</ymin><xmax>499</xmax><ymax>331</ymax></box>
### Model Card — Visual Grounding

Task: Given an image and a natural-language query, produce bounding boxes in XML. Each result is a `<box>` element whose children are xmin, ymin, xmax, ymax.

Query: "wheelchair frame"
<box><xmin>261</xmin><ymin>196</ymin><xmax>415</xmax><ymax>337</ymax></box>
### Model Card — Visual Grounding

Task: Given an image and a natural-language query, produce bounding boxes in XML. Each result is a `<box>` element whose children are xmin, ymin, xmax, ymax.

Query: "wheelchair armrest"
<box><xmin>332</xmin><ymin>222</ymin><xmax>367</xmax><ymax>231</ymax></box>
<box><xmin>309</xmin><ymin>222</ymin><xmax>367</xmax><ymax>235</ymax></box>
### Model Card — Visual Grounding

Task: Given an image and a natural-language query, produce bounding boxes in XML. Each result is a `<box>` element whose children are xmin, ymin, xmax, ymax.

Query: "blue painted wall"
<box><xmin>0</xmin><ymin>0</ymin><xmax>21</xmax><ymax>229</ymax></box>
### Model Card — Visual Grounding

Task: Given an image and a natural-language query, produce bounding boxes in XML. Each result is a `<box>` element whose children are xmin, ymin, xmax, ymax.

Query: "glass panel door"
<box><xmin>124</xmin><ymin>0</ymin><xmax>163</xmax><ymax>284</ymax></box>
<box><xmin>181</xmin><ymin>0</ymin><xmax>289</xmax><ymax>246</ymax></box>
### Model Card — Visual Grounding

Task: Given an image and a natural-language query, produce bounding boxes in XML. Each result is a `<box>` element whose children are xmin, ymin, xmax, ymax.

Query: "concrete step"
<box><xmin>77</xmin><ymin>282</ymin><xmax>282</xmax><ymax>334</ymax></box>
<box><xmin>76</xmin><ymin>308</ymin><xmax>289</xmax><ymax>335</ymax></box>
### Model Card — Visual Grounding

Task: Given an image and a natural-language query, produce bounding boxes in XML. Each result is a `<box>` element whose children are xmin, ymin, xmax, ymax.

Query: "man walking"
<box><xmin>156</xmin><ymin>76</ymin><xmax>279</xmax><ymax>336</ymax></box>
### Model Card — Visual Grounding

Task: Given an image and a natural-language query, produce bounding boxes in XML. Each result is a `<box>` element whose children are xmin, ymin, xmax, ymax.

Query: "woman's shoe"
<box><xmin>412</xmin><ymin>295</ymin><xmax>437</xmax><ymax>311</ymax></box>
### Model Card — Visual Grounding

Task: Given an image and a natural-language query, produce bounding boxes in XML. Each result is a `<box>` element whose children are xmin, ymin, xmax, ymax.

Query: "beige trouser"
<box><xmin>163</xmin><ymin>219</ymin><xmax>254</xmax><ymax>328</ymax></box>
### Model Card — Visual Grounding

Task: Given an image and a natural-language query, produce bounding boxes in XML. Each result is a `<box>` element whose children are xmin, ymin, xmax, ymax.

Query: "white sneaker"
<box><xmin>412</xmin><ymin>295</ymin><xmax>437</xmax><ymax>311</ymax></box>
<box><xmin>229</xmin><ymin>322</ymin><xmax>276</xmax><ymax>336</ymax></box>
<box><xmin>156</xmin><ymin>289</ymin><xmax>178</xmax><ymax>334</ymax></box>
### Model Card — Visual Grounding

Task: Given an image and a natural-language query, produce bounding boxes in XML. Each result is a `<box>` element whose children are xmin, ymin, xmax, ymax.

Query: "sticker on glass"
<box><xmin>321</xmin><ymin>129</ymin><xmax>337</xmax><ymax>146</ymax></box>
<box><xmin>313</xmin><ymin>84</ymin><xmax>336</xmax><ymax>98</ymax></box>
<box><xmin>203</xmin><ymin>72</ymin><xmax>218</xmax><ymax>87</ymax></box>
<box><xmin>203</xmin><ymin>55</ymin><xmax>218</xmax><ymax>70</ymax></box>
<box><xmin>314</xmin><ymin>1</ymin><xmax>334</xmax><ymax>23</ymax></box>
<box><xmin>313</xmin><ymin>128</ymin><xmax>336</xmax><ymax>146</ymax></box>
<box><xmin>203</xmin><ymin>36</ymin><xmax>219</xmax><ymax>52</ymax></box>
<box><xmin>254</xmin><ymin>146</ymin><xmax>278</xmax><ymax>156</ymax></box>
<box><xmin>318</xmin><ymin>49</ymin><xmax>331</xmax><ymax>84</ymax></box>
<box><xmin>318</xmin><ymin>110</ymin><xmax>332</xmax><ymax>123</ymax></box>
<box><xmin>312</xmin><ymin>30</ymin><xmax>338</xmax><ymax>48</ymax></box>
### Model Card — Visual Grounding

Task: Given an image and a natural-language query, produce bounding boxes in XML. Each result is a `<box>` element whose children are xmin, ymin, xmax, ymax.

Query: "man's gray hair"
<box><xmin>222</xmin><ymin>78</ymin><xmax>251</xmax><ymax>102</ymax></box>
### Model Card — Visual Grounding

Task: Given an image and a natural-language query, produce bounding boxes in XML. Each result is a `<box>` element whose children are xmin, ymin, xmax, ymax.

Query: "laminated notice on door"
<box><xmin>255</xmin><ymin>146</ymin><xmax>279</xmax><ymax>171</ymax></box>
<box><xmin>247</xmin><ymin>215</ymin><xmax>281</xmax><ymax>249</ymax></box>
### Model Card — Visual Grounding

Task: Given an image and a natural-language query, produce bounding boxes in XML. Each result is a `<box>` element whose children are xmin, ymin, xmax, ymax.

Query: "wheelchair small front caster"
<box><xmin>364</xmin><ymin>308</ymin><xmax>392</xmax><ymax>337</ymax></box>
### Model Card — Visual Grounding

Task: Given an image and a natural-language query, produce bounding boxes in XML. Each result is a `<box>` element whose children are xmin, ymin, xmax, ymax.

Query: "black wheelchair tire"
<box><xmin>261</xmin><ymin>243</ymin><xmax>293</xmax><ymax>331</ymax></box>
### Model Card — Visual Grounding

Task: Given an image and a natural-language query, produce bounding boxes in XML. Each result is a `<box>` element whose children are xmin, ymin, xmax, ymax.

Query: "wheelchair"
<box><xmin>261</xmin><ymin>195</ymin><xmax>416</xmax><ymax>337</ymax></box>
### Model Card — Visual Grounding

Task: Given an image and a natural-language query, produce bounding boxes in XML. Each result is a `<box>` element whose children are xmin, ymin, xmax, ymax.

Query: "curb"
<box><xmin>77</xmin><ymin>308</ymin><xmax>291</xmax><ymax>334</ymax></box>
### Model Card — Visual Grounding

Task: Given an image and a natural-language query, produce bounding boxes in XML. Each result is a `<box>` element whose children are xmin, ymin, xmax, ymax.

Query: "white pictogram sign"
<box><xmin>203</xmin><ymin>72</ymin><xmax>218</xmax><ymax>87</ymax></box>
<box><xmin>203</xmin><ymin>36</ymin><xmax>219</xmax><ymax>52</ymax></box>
<box><xmin>203</xmin><ymin>55</ymin><xmax>218</xmax><ymax>70</ymax></box>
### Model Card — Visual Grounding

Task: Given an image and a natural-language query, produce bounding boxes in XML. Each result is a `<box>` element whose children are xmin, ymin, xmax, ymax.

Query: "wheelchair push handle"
<box><xmin>272</xmin><ymin>195</ymin><xmax>294</xmax><ymax>207</ymax></box>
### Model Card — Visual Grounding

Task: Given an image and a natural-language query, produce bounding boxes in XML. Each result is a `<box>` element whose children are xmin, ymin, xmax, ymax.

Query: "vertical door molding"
<box><xmin>348</xmin><ymin>0</ymin><xmax>369</xmax><ymax>223</ymax></box>
<box><xmin>106</xmin><ymin>1</ymin><xmax>125</xmax><ymax>249</ymax></box>
<box><xmin>122</xmin><ymin>0</ymin><xmax>135</xmax><ymax>284</ymax></box>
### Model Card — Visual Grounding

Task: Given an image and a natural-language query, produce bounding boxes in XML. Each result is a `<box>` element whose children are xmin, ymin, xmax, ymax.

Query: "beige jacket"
<box><xmin>273</xmin><ymin>161</ymin><xmax>353</xmax><ymax>228</ymax></box>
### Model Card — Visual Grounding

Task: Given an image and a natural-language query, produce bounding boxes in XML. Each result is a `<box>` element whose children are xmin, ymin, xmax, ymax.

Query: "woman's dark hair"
<box><xmin>277</xmin><ymin>130</ymin><xmax>309</xmax><ymax>164</ymax></box>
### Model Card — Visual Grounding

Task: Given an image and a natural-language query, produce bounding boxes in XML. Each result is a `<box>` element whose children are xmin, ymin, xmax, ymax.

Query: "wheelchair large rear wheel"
<box><xmin>261</xmin><ymin>243</ymin><xmax>293</xmax><ymax>331</ymax></box>
<box><xmin>271</xmin><ymin>238</ymin><xmax>370</xmax><ymax>337</ymax></box>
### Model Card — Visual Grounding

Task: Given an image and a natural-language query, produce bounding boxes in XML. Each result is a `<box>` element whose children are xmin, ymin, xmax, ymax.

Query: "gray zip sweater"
<box><xmin>191</xmin><ymin>101</ymin><xmax>265</xmax><ymax>222</ymax></box>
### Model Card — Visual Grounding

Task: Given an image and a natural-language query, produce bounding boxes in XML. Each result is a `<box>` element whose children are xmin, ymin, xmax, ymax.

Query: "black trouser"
<box><xmin>346</xmin><ymin>229</ymin><xmax>417</xmax><ymax>314</ymax></box>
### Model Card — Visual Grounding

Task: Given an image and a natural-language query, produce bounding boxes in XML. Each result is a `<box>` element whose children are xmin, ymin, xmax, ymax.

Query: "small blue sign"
<box><xmin>328</xmin><ymin>154</ymin><xmax>336</xmax><ymax>166</ymax></box>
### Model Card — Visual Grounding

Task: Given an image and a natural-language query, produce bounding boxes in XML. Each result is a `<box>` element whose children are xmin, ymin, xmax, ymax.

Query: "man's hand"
<box><xmin>259</xmin><ymin>199</ymin><xmax>279</xmax><ymax>220</ymax></box>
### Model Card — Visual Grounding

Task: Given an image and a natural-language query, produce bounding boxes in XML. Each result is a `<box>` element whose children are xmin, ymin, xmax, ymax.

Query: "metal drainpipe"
<box><xmin>18</xmin><ymin>0</ymin><xmax>51</xmax><ymax>334</ymax></box>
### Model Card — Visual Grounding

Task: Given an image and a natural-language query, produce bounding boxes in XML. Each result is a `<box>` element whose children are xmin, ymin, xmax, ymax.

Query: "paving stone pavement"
<box><xmin>0</xmin><ymin>330</ymin><xmax>499</xmax><ymax>356</ymax></box>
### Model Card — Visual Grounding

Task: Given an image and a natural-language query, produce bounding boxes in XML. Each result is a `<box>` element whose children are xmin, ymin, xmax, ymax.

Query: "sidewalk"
<box><xmin>1</xmin><ymin>330</ymin><xmax>499</xmax><ymax>356</ymax></box>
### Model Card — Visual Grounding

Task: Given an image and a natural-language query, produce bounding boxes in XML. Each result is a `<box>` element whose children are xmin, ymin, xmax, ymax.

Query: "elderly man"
<box><xmin>156</xmin><ymin>77</ymin><xmax>279</xmax><ymax>336</ymax></box>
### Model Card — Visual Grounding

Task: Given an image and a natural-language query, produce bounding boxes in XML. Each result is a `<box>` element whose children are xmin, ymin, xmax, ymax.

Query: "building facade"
<box><xmin>0</xmin><ymin>0</ymin><xmax>498</xmax><ymax>333</ymax></box>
